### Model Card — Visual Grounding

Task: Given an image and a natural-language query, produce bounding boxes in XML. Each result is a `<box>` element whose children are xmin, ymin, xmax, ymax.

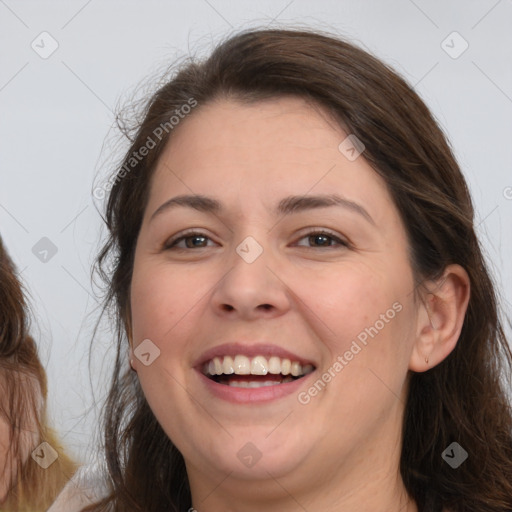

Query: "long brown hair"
<box><xmin>88</xmin><ymin>28</ymin><xmax>512</xmax><ymax>511</ymax></box>
<box><xmin>0</xmin><ymin>237</ymin><xmax>77</xmax><ymax>510</ymax></box>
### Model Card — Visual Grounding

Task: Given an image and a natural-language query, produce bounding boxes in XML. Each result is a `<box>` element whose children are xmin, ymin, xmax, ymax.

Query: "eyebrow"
<box><xmin>150</xmin><ymin>193</ymin><xmax>375</xmax><ymax>225</ymax></box>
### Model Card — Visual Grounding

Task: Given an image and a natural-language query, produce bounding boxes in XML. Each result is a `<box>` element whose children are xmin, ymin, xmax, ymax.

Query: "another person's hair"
<box><xmin>89</xmin><ymin>28</ymin><xmax>512</xmax><ymax>512</ymax></box>
<box><xmin>0</xmin><ymin>237</ymin><xmax>77</xmax><ymax>511</ymax></box>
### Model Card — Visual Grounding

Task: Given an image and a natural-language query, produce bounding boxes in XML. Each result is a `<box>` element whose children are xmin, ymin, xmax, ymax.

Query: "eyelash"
<box><xmin>164</xmin><ymin>228</ymin><xmax>349</xmax><ymax>251</ymax></box>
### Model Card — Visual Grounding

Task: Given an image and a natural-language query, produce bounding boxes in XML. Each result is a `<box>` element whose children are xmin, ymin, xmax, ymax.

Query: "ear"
<box><xmin>409</xmin><ymin>264</ymin><xmax>470</xmax><ymax>372</ymax></box>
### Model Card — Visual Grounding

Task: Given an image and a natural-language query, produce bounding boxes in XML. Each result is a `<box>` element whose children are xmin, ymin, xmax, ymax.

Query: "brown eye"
<box><xmin>165</xmin><ymin>232</ymin><xmax>215</xmax><ymax>250</ymax></box>
<box><xmin>295</xmin><ymin>230</ymin><xmax>348</xmax><ymax>249</ymax></box>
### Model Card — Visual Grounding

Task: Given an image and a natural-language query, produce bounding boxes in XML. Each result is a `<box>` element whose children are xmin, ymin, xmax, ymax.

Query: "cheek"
<box><xmin>312</xmin><ymin>261</ymin><xmax>415</xmax><ymax>377</ymax></box>
<box><xmin>129</xmin><ymin>265</ymin><xmax>190</xmax><ymax>431</ymax></box>
<box><xmin>129</xmin><ymin>260</ymin><xmax>215</xmax><ymax>407</ymax></box>
<box><xmin>306</xmin><ymin>269</ymin><xmax>415</xmax><ymax>432</ymax></box>
<box><xmin>312</xmin><ymin>265</ymin><xmax>394</xmax><ymax>341</ymax></box>
<box><xmin>130</xmin><ymin>261</ymin><xmax>198</xmax><ymax>343</ymax></box>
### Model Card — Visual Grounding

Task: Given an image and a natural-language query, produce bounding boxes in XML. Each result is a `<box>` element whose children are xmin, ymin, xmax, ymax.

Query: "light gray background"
<box><xmin>1</xmin><ymin>0</ymin><xmax>511</xmax><ymax>463</ymax></box>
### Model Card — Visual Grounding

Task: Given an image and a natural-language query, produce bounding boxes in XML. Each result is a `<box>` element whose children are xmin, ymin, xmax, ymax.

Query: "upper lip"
<box><xmin>194</xmin><ymin>342</ymin><xmax>317</xmax><ymax>369</ymax></box>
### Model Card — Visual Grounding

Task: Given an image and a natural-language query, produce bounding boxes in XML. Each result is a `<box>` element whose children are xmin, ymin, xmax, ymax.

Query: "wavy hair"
<box><xmin>0</xmin><ymin>237</ymin><xmax>77</xmax><ymax>511</ymax></box>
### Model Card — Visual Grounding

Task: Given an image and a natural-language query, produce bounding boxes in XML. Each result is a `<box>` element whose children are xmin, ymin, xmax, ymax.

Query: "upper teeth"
<box><xmin>203</xmin><ymin>355</ymin><xmax>314</xmax><ymax>377</ymax></box>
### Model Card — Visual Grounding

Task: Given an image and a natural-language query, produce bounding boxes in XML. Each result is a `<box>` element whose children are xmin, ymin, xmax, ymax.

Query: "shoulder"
<box><xmin>47</xmin><ymin>460</ymin><xmax>109</xmax><ymax>512</ymax></box>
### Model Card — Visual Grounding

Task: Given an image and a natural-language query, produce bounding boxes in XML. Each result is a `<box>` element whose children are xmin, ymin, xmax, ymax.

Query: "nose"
<box><xmin>210</xmin><ymin>239</ymin><xmax>291</xmax><ymax>320</ymax></box>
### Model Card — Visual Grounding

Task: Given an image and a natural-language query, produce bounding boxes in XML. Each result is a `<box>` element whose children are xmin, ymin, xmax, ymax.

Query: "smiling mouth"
<box><xmin>202</xmin><ymin>355</ymin><xmax>315</xmax><ymax>388</ymax></box>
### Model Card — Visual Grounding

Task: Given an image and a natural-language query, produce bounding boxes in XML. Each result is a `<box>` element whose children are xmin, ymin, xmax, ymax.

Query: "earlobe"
<box><xmin>409</xmin><ymin>264</ymin><xmax>470</xmax><ymax>373</ymax></box>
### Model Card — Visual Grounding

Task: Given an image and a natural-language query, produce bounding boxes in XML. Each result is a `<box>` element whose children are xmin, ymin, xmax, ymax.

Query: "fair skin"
<box><xmin>129</xmin><ymin>97</ymin><xmax>469</xmax><ymax>511</ymax></box>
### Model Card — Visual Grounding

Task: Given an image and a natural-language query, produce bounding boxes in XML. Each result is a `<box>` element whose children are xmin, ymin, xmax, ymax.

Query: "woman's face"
<box><xmin>130</xmin><ymin>97</ymin><xmax>420</xmax><ymax>488</ymax></box>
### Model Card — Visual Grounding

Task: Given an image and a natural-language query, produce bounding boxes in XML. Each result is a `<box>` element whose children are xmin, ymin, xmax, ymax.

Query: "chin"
<box><xmin>186</xmin><ymin>430</ymin><xmax>308</xmax><ymax>480</ymax></box>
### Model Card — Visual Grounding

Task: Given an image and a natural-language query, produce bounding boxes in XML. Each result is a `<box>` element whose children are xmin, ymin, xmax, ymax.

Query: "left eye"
<box><xmin>295</xmin><ymin>230</ymin><xmax>348</xmax><ymax>248</ymax></box>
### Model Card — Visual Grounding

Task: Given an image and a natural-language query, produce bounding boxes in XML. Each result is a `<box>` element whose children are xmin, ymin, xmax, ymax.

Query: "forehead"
<box><xmin>163</xmin><ymin>96</ymin><xmax>345</xmax><ymax>162</ymax></box>
<box><xmin>146</xmin><ymin>96</ymin><xmax>396</xmax><ymax>227</ymax></box>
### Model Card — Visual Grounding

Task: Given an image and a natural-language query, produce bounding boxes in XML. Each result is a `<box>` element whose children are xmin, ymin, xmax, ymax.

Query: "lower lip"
<box><xmin>196</xmin><ymin>370</ymin><xmax>315</xmax><ymax>404</ymax></box>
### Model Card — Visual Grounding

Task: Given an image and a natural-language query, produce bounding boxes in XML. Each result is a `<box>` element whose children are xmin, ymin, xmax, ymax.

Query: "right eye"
<box><xmin>164</xmin><ymin>231</ymin><xmax>217</xmax><ymax>250</ymax></box>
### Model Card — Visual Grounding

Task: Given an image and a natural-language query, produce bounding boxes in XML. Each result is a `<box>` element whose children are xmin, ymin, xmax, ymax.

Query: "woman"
<box><xmin>79</xmin><ymin>28</ymin><xmax>512</xmax><ymax>511</ymax></box>
<box><xmin>0</xmin><ymin>237</ymin><xmax>76</xmax><ymax>510</ymax></box>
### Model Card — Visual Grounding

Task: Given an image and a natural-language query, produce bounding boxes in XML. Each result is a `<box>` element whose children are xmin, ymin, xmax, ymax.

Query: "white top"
<box><xmin>47</xmin><ymin>459</ymin><xmax>110</xmax><ymax>512</ymax></box>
